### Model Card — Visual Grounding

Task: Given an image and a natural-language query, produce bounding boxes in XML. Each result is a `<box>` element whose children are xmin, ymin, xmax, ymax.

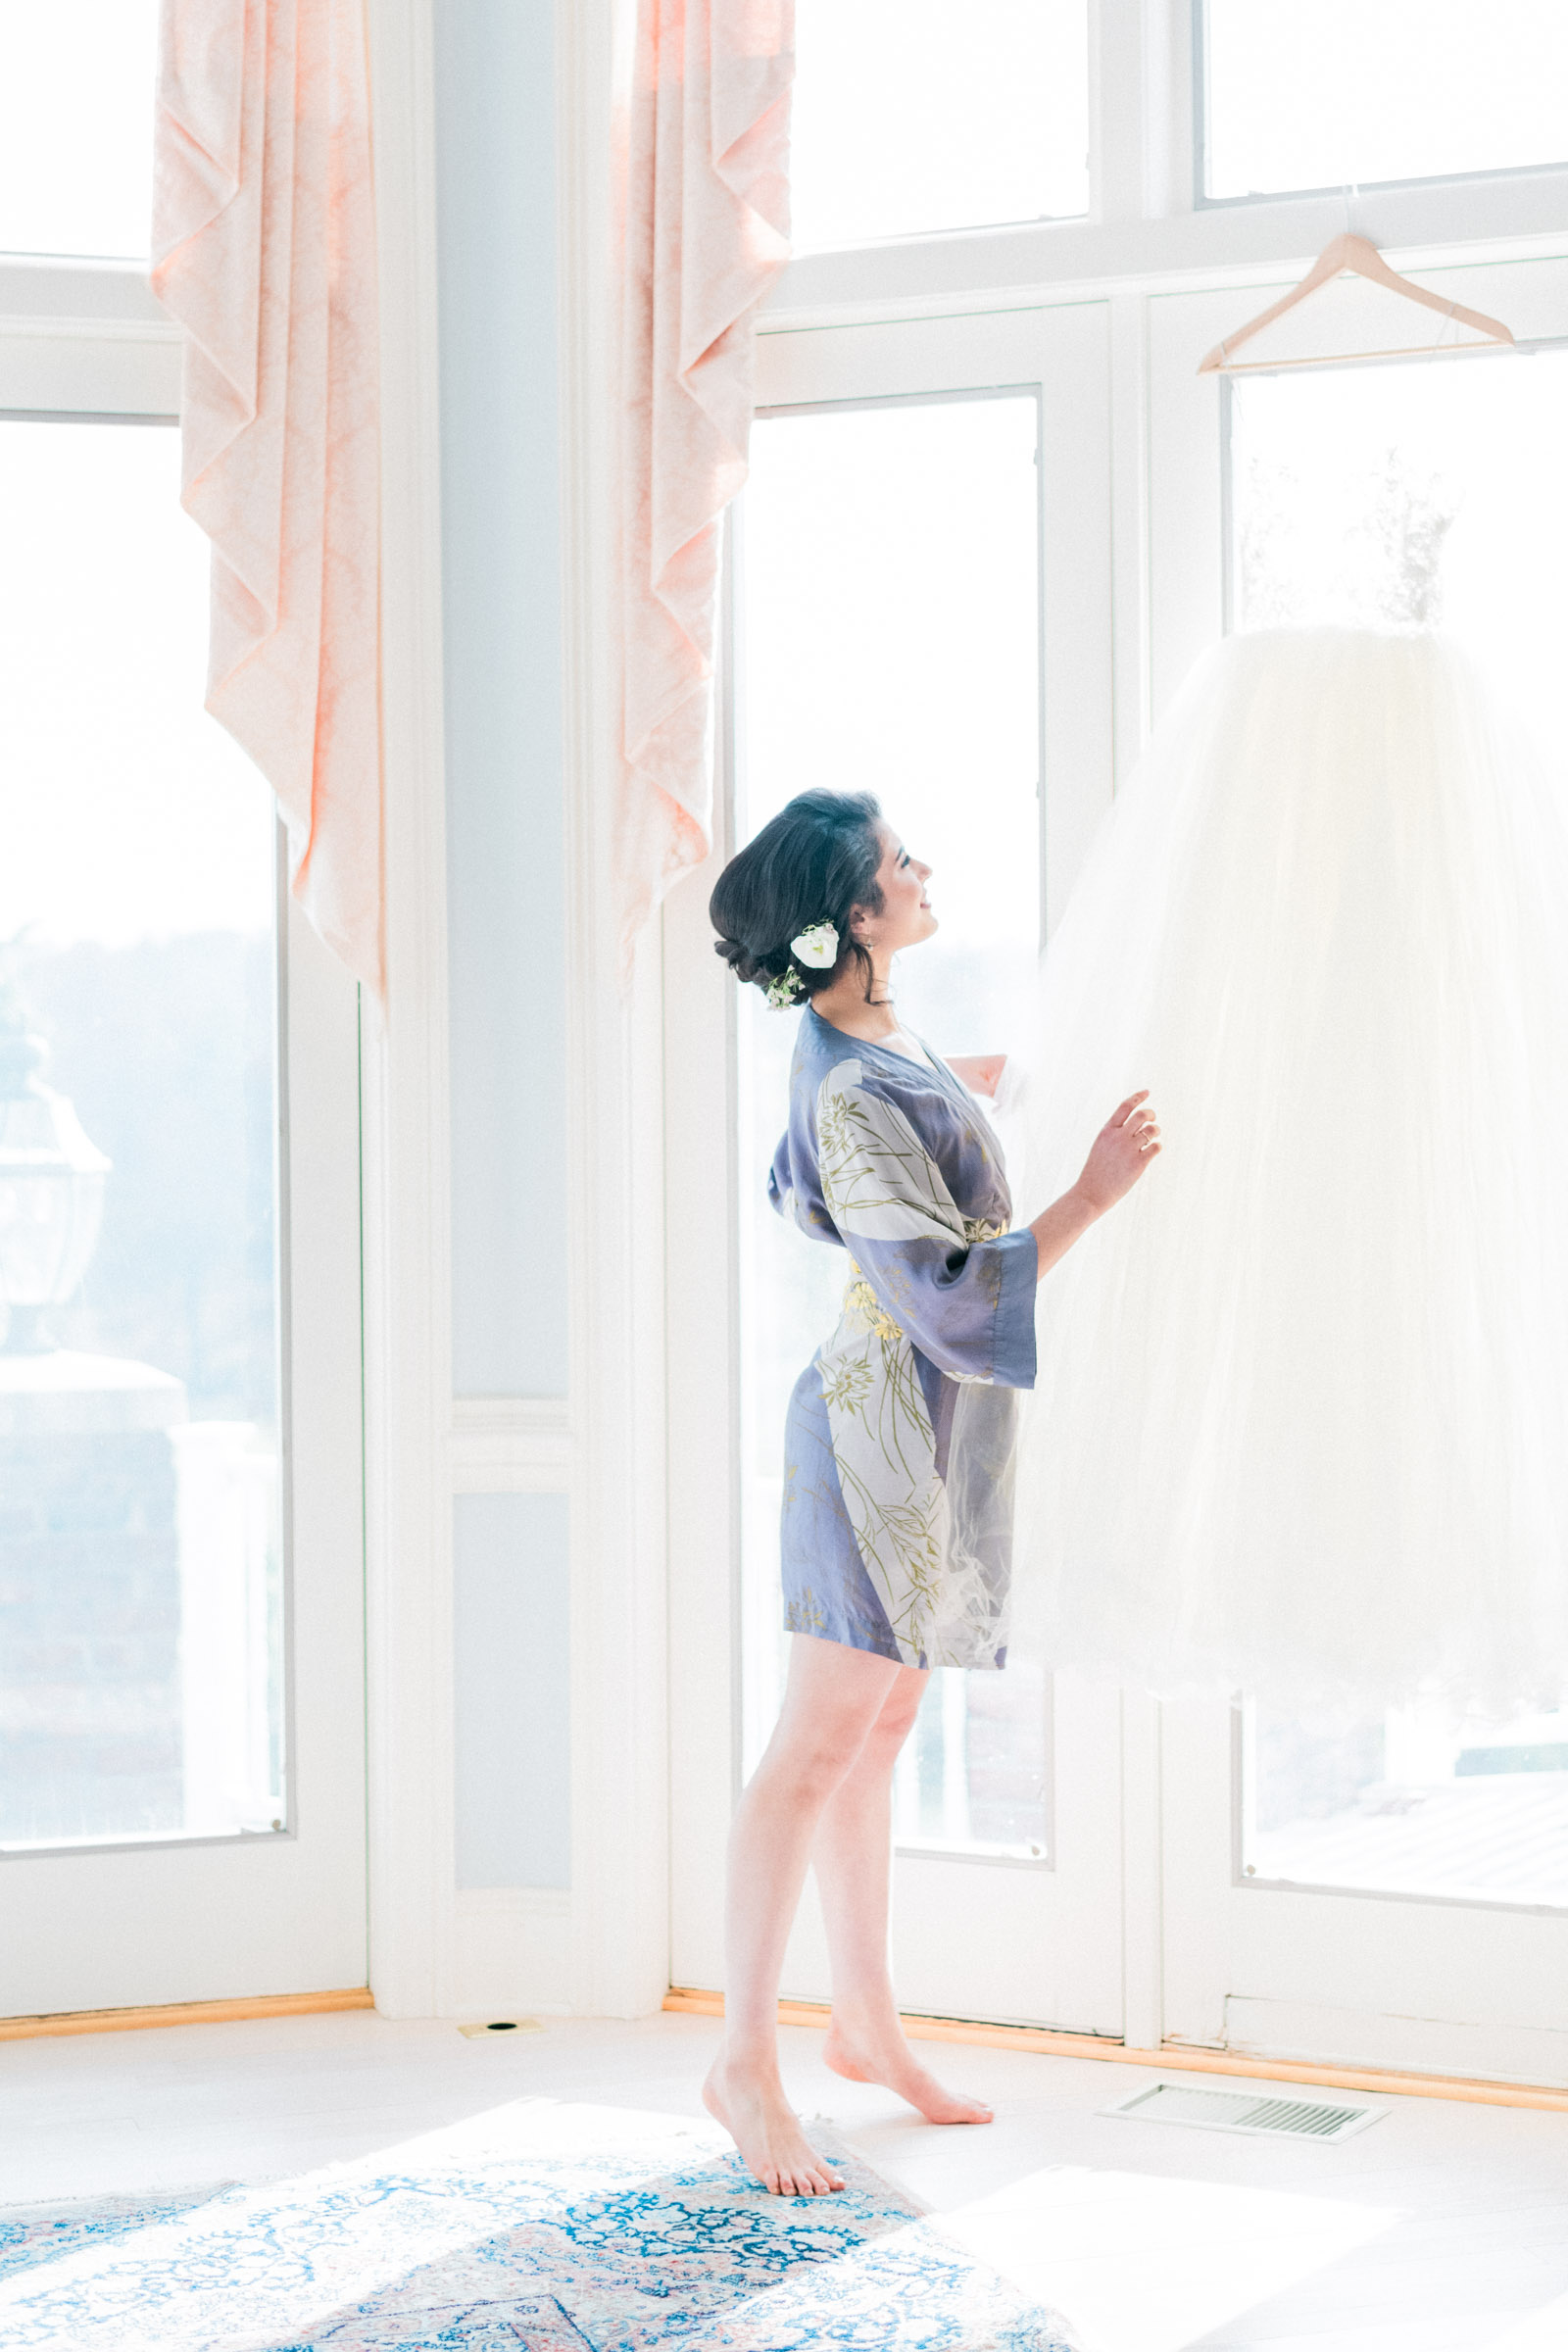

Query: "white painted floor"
<box><xmin>5</xmin><ymin>2008</ymin><xmax>1568</xmax><ymax>2351</ymax></box>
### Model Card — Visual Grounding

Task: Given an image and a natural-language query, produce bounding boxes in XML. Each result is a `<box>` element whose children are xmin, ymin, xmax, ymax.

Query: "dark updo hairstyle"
<box><xmin>710</xmin><ymin>789</ymin><xmax>885</xmax><ymax>1004</ymax></box>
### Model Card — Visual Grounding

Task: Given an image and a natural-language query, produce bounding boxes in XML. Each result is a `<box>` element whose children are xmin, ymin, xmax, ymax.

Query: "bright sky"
<box><xmin>1206</xmin><ymin>0</ymin><xmax>1568</xmax><ymax>197</ymax></box>
<box><xmin>789</xmin><ymin>0</ymin><xmax>1088</xmax><ymax>251</ymax></box>
<box><xmin>0</xmin><ymin>420</ymin><xmax>273</xmax><ymax>947</ymax></box>
<box><xmin>0</xmin><ymin>0</ymin><xmax>158</xmax><ymax>259</ymax></box>
<box><xmin>742</xmin><ymin>395</ymin><xmax>1041</xmax><ymax>966</ymax></box>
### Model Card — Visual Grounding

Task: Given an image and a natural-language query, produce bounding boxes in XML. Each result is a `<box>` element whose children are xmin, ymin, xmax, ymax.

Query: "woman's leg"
<box><xmin>703</xmin><ymin>1634</ymin><xmax>902</xmax><ymax>2195</ymax></box>
<box><xmin>815</xmin><ymin>1668</ymin><xmax>993</xmax><ymax>2125</ymax></box>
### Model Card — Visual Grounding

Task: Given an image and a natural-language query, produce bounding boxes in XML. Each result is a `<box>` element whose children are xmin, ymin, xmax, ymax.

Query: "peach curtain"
<box><xmin>618</xmin><ymin>0</ymin><xmax>794</xmax><ymax>955</ymax></box>
<box><xmin>152</xmin><ymin>0</ymin><xmax>383</xmax><ymax>994</ymax></box>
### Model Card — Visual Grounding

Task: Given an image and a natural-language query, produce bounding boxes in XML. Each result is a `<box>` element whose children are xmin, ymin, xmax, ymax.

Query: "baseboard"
<box><xmin>662</xmin><ymin>1986</ymin><xmax>1568</xmax><ymax>2114</ymax></box>
<box><xmin>453</xmin><ymin>1887</ymin><xmax>573</xmax><ymax>2017</ymax></box>
<box><xmin>1223</xmin><ymin>1994</ymin><xmax>1568</xmax><ymax>2092</ymax></box>
<box><xmin>0</xmin><ymin>1986</ymin><xmax>374</xmax><ymax>2043</ymax></box>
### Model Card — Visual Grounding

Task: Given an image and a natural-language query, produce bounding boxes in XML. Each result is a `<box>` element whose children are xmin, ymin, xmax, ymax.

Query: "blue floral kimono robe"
<box><xmin>769</xmin><ymin>1005</ymin><xmax>1038</xmax><ymax>1670</ymax></box>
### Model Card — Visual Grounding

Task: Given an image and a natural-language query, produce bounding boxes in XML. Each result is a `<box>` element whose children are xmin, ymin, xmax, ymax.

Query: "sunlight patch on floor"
<box><xmin>928</xmin><ymin>2162</ymin><xmax>1399</xmax><ymax>2352</ymax></box>
<box><xmin>1482</xmin><ymin>2289</ymin><xmax>1568</xmax><ymax>2350</ymax></box>
<box><xmin>0</xmin><ymin>2098</ymin><xmax>726</xmax><ymax>2335</ymax></box>
<box><xmin>361</xmin><ymin>2093</ymin><xmax>723</xmax><ymax>2171</ymax></box>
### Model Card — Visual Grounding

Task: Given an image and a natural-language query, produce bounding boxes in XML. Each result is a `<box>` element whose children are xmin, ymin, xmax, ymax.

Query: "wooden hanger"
<box><xmin>1198</xmin><ymin>232</ymin><xmax>1515</xmax><ymax>375</ymax></box>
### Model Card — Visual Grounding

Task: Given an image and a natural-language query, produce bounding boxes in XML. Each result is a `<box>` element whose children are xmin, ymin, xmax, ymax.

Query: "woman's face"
<box><xmin>854</xmin><ymin>822</ymin><xmax>937</xmax><ymax>956</ymax></box>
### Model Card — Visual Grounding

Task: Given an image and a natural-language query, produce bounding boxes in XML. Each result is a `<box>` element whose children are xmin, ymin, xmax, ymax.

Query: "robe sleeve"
<box><xmin>767</xmin><ymin>1132</ymin><xmax>794</xmax><ymax>1222</ymax></box>
<box><xmin>767</xmin><ymin>1126</ymin><xmax>836</xmax><ymax>1242</ymax></box>
<box><xmin>815</xmin><ymin>1058</ymin><xmax>1037</xmax><ymax>1389</ymax></box>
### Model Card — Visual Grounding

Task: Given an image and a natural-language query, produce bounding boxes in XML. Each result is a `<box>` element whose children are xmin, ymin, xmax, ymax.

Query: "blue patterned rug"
<box><xmin>0</xmin><ymin>2101</ymin><xmax>1077</xmax><ymax>2350</ymax></box>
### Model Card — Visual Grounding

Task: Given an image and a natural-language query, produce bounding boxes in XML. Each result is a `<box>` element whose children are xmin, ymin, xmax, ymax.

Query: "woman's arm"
<box><xmin>945</xmin><ymin>1053</ymin><xmax>1007</xmax><ymax>1099</ymax></box>
<box><xmin>1029</xmin><ymin>1089</ymin><xmax>1160</xmax><ymax>1282</ymax></box>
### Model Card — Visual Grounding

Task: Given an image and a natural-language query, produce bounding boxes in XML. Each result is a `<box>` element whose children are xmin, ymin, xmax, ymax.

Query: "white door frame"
<box><xmin>0</xmin><ymin>890</ymin><xmax>368</xmax><ymax>2015</ymax></box>
<box><xmin>665</xmin><ymin>302</ymin><xmax>1134</xmax><ymax>2037</ymax></box>
<box><xmin>0</xmin><ymin>284</ymin><xmax>368</xmax><ymax>2012</ymax></box>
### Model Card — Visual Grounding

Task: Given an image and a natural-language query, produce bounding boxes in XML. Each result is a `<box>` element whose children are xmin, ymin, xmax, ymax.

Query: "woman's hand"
<box><xmin>1027</xmin><ymin>1092</ymin><xmax>1160</xmax><ymax>1282</ymax></box>
<box><xmin>1073</xmin><ymin>1090</ymin><xmax>1161</xmax><ymax>1214</ymax></box>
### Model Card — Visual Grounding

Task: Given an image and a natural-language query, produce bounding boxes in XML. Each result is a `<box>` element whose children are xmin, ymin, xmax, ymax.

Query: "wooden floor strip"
<box><xmin>0</xmin><ymin>1987</ymin><xmax>375</xmax><ymax>2043</ymax></box>
<box><xmin>662</xmin><ymin>1985</ymin><xmax>1568</xmax><ymax>2113</ymax></box>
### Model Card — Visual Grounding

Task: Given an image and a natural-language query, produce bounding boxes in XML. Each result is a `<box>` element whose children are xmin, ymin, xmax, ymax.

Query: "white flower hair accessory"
<box><xmin>789</xmin><ymin>919</ymin><xmax>839</xmax><ymax>969</ymax></box>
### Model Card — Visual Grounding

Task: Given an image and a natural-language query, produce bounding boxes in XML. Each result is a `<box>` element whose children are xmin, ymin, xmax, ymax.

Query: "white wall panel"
<box><xmin>454</xmin><ymin>1493</ymin><xmax>570</xmax><ymax>1889</ymax></box>
<box><xmin>436</xmin><ymin>0</ymin><xmax>568</xmax><ymax>1398</ymax></box>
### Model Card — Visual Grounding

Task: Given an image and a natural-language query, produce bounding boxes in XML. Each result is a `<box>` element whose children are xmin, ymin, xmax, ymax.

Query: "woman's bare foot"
<box><xmin>704</xmin><ymin>2051</ymin><xmax>847</xmax><ymax>2196</ymax></box>
<box><xmin>822</xmin><ymin>2018</ymin><xmax>993</xmax><ymax>2125</ymax></box>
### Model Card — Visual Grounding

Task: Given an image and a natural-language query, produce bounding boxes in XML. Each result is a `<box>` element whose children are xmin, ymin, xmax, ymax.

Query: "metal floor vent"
<box><xmin>1103</xmin><ymin>2079</ymin><xmax>1383</xmax><ymax>2143</ymax></box>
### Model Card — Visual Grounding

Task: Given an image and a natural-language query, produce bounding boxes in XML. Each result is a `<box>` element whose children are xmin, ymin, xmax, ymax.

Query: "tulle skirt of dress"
<box><xmin>1013</xmin><ymin>626</ymin><xmax>1568</xmax><ymax>1718</ymax></box>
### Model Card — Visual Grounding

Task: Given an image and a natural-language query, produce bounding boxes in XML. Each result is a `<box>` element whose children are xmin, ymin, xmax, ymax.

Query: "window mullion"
<box><xmin>1095</xmin><ymin>0</ymin><xmax>1195</xmax><ymax>225</ymax></box>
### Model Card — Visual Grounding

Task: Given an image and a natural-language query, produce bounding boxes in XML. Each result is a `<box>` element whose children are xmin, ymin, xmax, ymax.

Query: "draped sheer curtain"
<box><xmin>616</xmin><ymin>0</ymin><xmax>794</xmax><ymax>957</ymax></box>
<box><xmin>151</xmin><ymin>0</ymin><xmax>795</xmax><ymax>984</ymax></box>
<box><xmin>152</xmin><ymin>0</ymin><xmax>383</xmax><ymax>995</ymax></box>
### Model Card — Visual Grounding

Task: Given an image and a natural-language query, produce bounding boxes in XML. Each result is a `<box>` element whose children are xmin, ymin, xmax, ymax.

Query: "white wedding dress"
<box><xmin>1013</xmin><ymin>627</ymin><xmax>1568</xmax><ymax>1716</ymax></box>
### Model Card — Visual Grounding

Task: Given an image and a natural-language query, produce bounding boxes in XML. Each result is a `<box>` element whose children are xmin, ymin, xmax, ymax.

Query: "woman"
<box><xmin>706</xmin><ymin>788</ymin><xmax>1159</xmax><ymax>2196</ymax></box>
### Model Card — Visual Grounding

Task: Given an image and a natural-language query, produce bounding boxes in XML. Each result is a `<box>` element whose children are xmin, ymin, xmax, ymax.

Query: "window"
<box><xmin>1201</xmin><ymin>0</ymin><xmax>1568</xmax><ymax>202</ymax></box>
<box><xmin>0</xmin><ymin>0</ymin><xmax>158</xmax><ymax>260</ymax></box>
<box><xmin>735</xmin><ymin>392</ymin><xmax>1048</xmax><ymax>1858</ymax></box>
<box><xmin>789</xmin><ymin>0</ymin><xmax>1089</xmax><ymax>252</ymax></box>
<box><xmin>1245</xmin><ymin>1699</ymin><xmax>1568</xmax><ymax>1907</ymax></box>
<box><xmin>894</xmin><ymin>1660</ymin><xmax>1050</xmax><ymax>1858</ymax></box>
<box><xmin>0</xmin><ymin>420</ymin><xmax>282</xmax><ymax>1849</ymax></box>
